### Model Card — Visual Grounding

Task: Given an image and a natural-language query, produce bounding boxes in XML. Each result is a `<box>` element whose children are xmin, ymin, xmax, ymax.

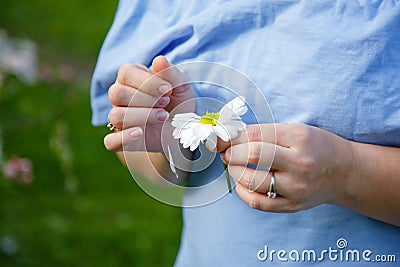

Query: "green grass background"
<box><xmin>0</xmin><ymin>1</ymin><xmax>182</xmax><ymax>266</ymax></box>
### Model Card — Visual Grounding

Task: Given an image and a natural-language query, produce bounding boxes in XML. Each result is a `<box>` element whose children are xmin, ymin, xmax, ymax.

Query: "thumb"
<box><xmin>152</xmin><ymin>55</ymin><xmax>170</xmax><ymax>73</ymax></box>
<box><xmin>152</xmin><ymin>56</ymin><xmax>189</xmax><ymax>93</ymax></box>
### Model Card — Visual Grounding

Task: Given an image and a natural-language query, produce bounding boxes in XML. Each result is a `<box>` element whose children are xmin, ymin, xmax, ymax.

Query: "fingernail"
<box><xmin>220</xmin><ymin>152</ymin><xmax>227</xmax><ymax>164</ymax></box>
<box><xmin>159</xmin><ymin>84</ymin><xmax>171</xmax><ymax>94</ymax></box>
<box><xmin>130</xmin><ymin>128</ymin><xmax>143</xmax><ymax>139</ymax></box>
<box><xmin>156</xmin><ymin>96</ymin><xmax>170</xmax><ymax>107</ymax></box>
<box><xmin>164</xmin><ymin>57</ymin><xmax>170</xmax><ymax>65</ymax></box>
<box><xmin>156</xmin><ymin>110</ymin><xmax>169</xmax><ymax>121</ymax></box>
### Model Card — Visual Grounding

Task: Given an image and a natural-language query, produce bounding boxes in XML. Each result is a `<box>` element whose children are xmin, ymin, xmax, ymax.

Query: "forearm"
<box><xmin>334</xmin><ymin>141</ymin><xmax>400</xmax><ymax>226</ymax></box>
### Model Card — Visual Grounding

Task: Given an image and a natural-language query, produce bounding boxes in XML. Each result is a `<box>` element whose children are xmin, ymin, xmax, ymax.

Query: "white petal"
<box><xmin>194</xmin><ymin>124</ymin><xmax>213</xmax><ymax>141</ymax></box>
<box><xmin>173</xmin><ymin>128</ymin><xmax>181</xmax><ymax>139</ymax></box>
<box><xmin>177</xmin><ymin>124</ymin><xmax>212</xmax><ymax>151</ymax></box>
<box><xmin>179</xmin><ymin>128</ymin><xmax>196</xmax><ymax>148</ymax></box>
<box><xmin>219</xmin><ymin>96</ymin><xmax>248</xmax><ymax>123</ymax></box>
<box><xmin>224</xmin><ymin>120</ymin><xmax>246</xmax><ymax>132</ymax></box>
<box><xmin>171</xmin><ymin>120</ymin><xmax>188</xmax><ymax>128</ymax></box>
<box><xmin>230</xmin><ymin>96</ymin><xmax>248</xmax><ymax>116</ymax></box>
<box><xmin>173</xmin><ymin>113</ymin><xmax>201</xmax><ymax>120</ymax></box>
<box><xmin>167</xmin><ymin>146</ymin><xmax>179</xmax><ymax>178</ymax></box>
<box><xmin>172</xmin><ymin>115</ymin><xmax>200</xmax><ymax>128</ymax></box>
<box><xmin>187</xmin><ymin>135</ymin><xmax>200</xmax><ymax>151</ymax></box>
<box><xmin>172</xmin><ymin>117</ymin><xmax>200</xmax><ymax>139</ymax></box>
<box><xmin>213</xmin><ymin>124</ymin><xmax>231</xmax><ymax>142</ymax></box>
<box><xmin>172</xmin><ymin>112</ymin><xmax>220</xmax><ymax>151</ymax></box>
<box><xmin>205</xmin><ymin>132</ymin><xmax>217</xmax><ymax>150</ymax></box>
<box><xmin>173</xmin><ymin>122</ymin><xmax>195</xmax><ymax>139</ymax></box>
<box><xmin>223</xmin><ymin>125</ymin><xmax>240</xmax><ymax>139</ymax></box>
<box><xmin>181</xmin><ymin>137</ymin><xmax>192</xmax><ymax>149</ymax></box>
<box><xmin>190</xmin><ymin>137</ymin><xmax>201</xmax><ymax>151</ymax></box>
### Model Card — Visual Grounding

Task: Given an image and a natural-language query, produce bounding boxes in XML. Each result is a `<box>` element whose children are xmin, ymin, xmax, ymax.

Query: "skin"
<box><xmin>217</xmin><ymin>124</ymin><xmax>400</xmax><ymax>226</ymax></box>
<box><xmin>105</xmin><ymin>56</ymin><xmax>400</xmax><ymax>227</ymax></box>
<box><xmin>104</xmin><ymin>56</ymin><xmax>195</xmax><ymax>184</ymax></box>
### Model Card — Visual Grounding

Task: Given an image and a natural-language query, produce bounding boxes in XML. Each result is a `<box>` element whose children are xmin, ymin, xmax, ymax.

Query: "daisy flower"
<box><xmin>171</xmin><ymin>96</ymin><xmax>248</xmax><ymax>151</ymax></box>
<box><xmin>170</xmin><ymin>96</ymin><xmax>248</xmax><ymax>193</ymax></box>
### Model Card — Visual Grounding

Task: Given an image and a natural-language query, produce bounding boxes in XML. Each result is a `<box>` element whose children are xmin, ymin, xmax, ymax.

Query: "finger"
<box><xmin>228</xmin><ymin>165</ymin><xmax>271</xmax><ymax>193</ymax></box>
<box><xmin>216</xmin><ymin>124</ymin><xmax>268</xmax><ymax>151</ymax></box>
<box><xmin>224</xmin><ymin>142</ymin><xmax>293</xmax><ymax>170</ymax></box>
<box><xmin>117</xmin><ymin>64</ymin><xmax>173</xmax><ymax>96</ymax></box>
<box><xmin>109</xmin><ymin>83</ymin><xmax>170</xmax><ymax>108</ymax></box>
<box><xmin>217</xmin><ymin>123</ymin><xmax>294</xmax><ymax>152</ymax></box>
<box><xmin>104</xmin><ymin>127</ymin><xmax>144</xmax><ymax>152</ymax></box>
<box><xmin>228</xmin><ymin>166</ymin><xmax>290</xmax><ymax>196</ymax></box>
<box><xmin>235</xmin><ymin>184</ymin><xmax>299</xmax><ymax>213</ymax></box>
<box><xmin>152</xmin><ymin>56</ymin><xmax>190</xmax><ymax>94</ymax></box>
<box><xmin>108</xmin><ymin>107</ymin><xmax>169</xmax><ymax>129</ymax></box>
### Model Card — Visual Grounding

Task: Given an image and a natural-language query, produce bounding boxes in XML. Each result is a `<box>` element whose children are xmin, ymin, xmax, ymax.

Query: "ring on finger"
<box><xmin>267</xmin><ymin>172</ymin><xmax>277</xmax><ymax>199</ymax></box>
<box><xmin>107</xmin><ymin>115</ymin><xmax>119</xmax><ymax>131</ymax></box>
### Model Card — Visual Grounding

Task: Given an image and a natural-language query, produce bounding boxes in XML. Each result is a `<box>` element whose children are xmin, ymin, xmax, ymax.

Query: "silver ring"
<box><xmin>107</xmin><ymin>122</ymin><xmax>118</xmax><ymax>131</ymax></box>
<box><xmin>267</xmin><ymin>172</ymin><xmax>277</xmax><ymax>199</ymax></box>
<box><xmin>106</xmin><ymin>116</ymin><xmax>118</xmax><ymax>131</ymax></box>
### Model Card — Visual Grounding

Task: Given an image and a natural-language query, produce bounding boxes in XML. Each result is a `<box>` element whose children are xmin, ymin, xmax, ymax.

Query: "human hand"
<box><xmin>104</xmin><ymin>56</ymin><xmax>195</xmax><ymax>152</ymax></box>
<box><xmin>219</xmin><ymin>123</ymin><xmax>356</xmax><ymax>212</ymax></box>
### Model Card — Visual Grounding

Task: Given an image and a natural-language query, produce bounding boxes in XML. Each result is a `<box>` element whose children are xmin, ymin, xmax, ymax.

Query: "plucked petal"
<box><xmin>167</xmin><ymin>146</ymin><xmax>179</xmax><ymax>178</ymax></box>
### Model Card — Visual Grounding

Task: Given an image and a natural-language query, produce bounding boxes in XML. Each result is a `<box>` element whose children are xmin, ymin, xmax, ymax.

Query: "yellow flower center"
<box><xmin>199</xmin><ymin>112</ymin><xmax>220</xmax><ymax>126</ymax></box>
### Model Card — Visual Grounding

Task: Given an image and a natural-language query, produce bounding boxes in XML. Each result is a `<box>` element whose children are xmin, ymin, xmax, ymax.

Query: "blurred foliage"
<box><xmin>0</xmin><ymin>0</ymin><xmax>116</xmax><ymax>61</ymax></box>
<box><xmin>0</xmin><ymin>1</ymin><xmax>182</xmax><ymax>266</ymax></box>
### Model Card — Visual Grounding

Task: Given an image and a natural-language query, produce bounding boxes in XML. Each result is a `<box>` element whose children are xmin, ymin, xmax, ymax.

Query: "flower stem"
<box><xmin>223</xmin><ymin>163</ymin><xmax>232</xmax><ymax>193</ymax></box>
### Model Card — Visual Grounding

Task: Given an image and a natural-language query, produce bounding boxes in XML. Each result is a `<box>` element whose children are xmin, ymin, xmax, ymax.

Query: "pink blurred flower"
<box><xmin>58</xmin><ymin>64</ymin><xmax>75</xmax><ymax>82</ymax></box>
<box><xmin>38</xmin><ymin>64</ymin><xmax>54</xmax><ymax>82</ymax></box>
<box><xmin>2</xmin><ymin>156</ymin><xmax>33</xmax><ymax>184</ymax></box>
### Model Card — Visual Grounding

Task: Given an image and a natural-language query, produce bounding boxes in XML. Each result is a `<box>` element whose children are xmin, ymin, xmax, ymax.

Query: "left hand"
<box><xmin>219</xmin><ymin>123</ymin><xmax>356</xmax><ymax>212</ymax></box>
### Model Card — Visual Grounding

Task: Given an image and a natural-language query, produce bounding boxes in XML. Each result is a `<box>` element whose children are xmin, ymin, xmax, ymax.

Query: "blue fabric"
<box><xmin>91</xmin><ymin>1</ymin><xmax>400</xmax><ymax>266</ymax></box>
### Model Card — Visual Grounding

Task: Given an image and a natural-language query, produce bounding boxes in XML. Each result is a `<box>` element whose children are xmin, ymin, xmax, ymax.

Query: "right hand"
<box><xmin>104</xmin><ymin>56</ymin><xmax>195</xmax><ymax>152</ymax></box>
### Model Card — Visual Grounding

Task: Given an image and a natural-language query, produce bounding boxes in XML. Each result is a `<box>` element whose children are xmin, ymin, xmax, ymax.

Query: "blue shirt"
<box><xmin>91</xmin><ymin>1</ymin><xmax>400</xmax><ymax>266</ymax></box>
